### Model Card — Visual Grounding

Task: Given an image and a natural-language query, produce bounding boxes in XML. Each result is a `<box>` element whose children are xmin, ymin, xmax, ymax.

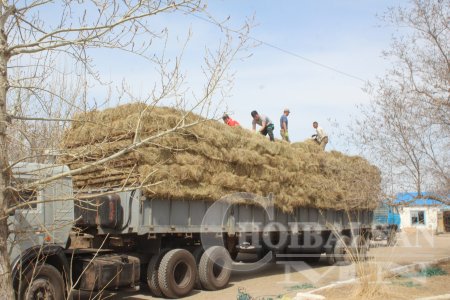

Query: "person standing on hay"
<box><xmin>312</xmin><ymin>121</ymin><xmax>328</xmax><ymax>150</ymax></box>
<box><xmin>251</xmin><ymin>110</ymin><xmax>275</xmax><ymax>141</ymax></box>
<box><xmin>222</xmin><ymin>113</ymin><xmax>240</xmax><ymax>127</ymax></box>
<box><xmin>280</xmin><ymin>108</ymin><xmax>290</xmax><ymax>142</ymax></box>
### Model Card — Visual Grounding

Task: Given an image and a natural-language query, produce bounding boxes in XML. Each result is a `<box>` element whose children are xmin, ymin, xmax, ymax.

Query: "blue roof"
<box><xmin>394</xmin><ymin>192</ymin><xmax>449</xmax><ymax>207</ymax></box>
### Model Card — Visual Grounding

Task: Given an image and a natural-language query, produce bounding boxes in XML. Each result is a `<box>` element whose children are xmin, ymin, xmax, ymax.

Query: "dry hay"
<box><xmin>60</xmin><ymin>103</ymin><xmax>381</xmax><ymax>212</ymax></box>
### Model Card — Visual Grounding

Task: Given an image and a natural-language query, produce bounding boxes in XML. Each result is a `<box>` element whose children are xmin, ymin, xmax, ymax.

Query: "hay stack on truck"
<box><xmin>8</xmin><ymin>104</ymin><xmax>380</xmax><ymax>299</ymax></box>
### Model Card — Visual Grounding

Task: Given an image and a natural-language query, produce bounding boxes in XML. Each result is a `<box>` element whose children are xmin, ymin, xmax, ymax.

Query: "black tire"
<box><xmin>192</xmin><ymin>246</ymin><xmax>204</xmax><ymax>290</ymax></box>
<box><xmin>19</xmin><ymin>263</ymin><xmax>65</xmax><ymax>300</ymax></box>
<box><xmin>147</xmin><ymin>249</ymin><xmax>170</xmax><ymax>297</ymax></box>
<box><xmin>158</xmin><ymin>249</ymin><xmax>196</xmax><ymax>298</ymax></box>
<box><xmin>326</xmin><ymin>235</ymin><xmax>351</xmax><ymax>266</ymax></box>
<box><xmin>198</xmin><ymin>246</ymin><xmax>232</xmax><ymax>291</ymax></box>
<box><xmin>229</xmin><ymin>250</ymin><xmax>239</xmax><ymax>261</ymax></box>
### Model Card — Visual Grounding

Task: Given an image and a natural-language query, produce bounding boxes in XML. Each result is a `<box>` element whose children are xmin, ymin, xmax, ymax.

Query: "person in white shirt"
<box><xmin>312</xmin><ymin>121</ymin><xmax>328</xmax><ymax>150</ymax></box>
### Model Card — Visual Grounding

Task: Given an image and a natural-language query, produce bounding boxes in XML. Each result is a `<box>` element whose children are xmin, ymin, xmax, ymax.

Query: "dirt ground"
<box><xmin>314</xmin><ymin>231</ymin><xmax>450</xmax><ymax>300</ymax></box>
<box><xmin>318</xmin><ymin>260</ymin><xmax>450</xmax><ymax>300</ymax></box>
<box><xmin>98</xmin><ymin>231</ymin><xmax>450</xmax><ymax>300</ymax></box>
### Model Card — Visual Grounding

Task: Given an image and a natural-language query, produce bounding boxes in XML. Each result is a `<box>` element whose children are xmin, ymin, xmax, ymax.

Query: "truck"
<box><xmin>371</xmin><ymin>202</ymin><xmax>400</xmax><ymax>246</ymax></box>
<box><xmin>9</xmin><ymin>162</ymin><xmax>373</xmax><ymax>299</ymax></box>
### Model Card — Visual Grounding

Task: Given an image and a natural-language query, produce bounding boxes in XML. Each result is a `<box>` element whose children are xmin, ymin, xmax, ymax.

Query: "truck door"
<box><xmin>42</xmin><ymin>178</ymin><xmax>74</xmax><ymax>244</ymax></box>
<box><xmin>9</xmin><ymin>179</ymin><xmax>45</xmax><ymax>262</ymax></box>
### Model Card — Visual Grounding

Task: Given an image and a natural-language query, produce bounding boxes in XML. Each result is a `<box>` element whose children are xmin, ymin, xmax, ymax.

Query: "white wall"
<box><xmin>398</xmin><ymin>206</ymin><xmax>440</xmax><ymax>231</ymax></box>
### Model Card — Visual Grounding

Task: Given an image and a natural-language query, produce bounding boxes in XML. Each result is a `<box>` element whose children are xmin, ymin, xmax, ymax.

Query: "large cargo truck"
<box><xmin>9</xmin><ymin>162</ymin><xmax>373</xmax><ymax>299</ymax></box>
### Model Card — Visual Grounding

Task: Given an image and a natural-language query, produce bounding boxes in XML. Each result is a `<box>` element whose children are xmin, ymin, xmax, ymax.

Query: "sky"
<box><xmin>83</xmin><ymin>0</ymin><xmax>403</xmax><ymax>154</ymax></box>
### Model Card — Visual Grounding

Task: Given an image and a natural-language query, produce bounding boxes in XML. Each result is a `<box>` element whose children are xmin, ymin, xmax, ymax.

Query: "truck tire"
<box><xmin>326</xmin><ymin>235</ymin><xmax>351</xmax><ymax>265</ymax></box>
<box><xmin>158</xmin><ymin>249</ymin><xmax>196</xmax><ymax>298</ymax></box>
<box><xmin>20</xmin><ymin>263</ymin><xmax>65</xmax><ymax>300</ymax></box>
<box><xmin>198</xmin><ymin>246</ymin><xmax>232</xmax><ymax>291</ymax></box>
<box><xmin>147</xmin><ymin>249</ymin><xmax>170</xmax><ymax>297</ymax></box>
<box><xmin>192</xmin><ymin>246</ymin><xmax>204</xmax><ymax>290</ymax></box>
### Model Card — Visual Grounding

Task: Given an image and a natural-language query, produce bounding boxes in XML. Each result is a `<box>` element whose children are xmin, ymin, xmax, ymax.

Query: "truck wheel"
<box><xmin>147</xmin><ymin>249</ymin><xmax>170</xmax><ymax>297</ymax></box>
<box><xmin>326</xmin><ymin>235</ymin><xmax>351</xmax><ymax>265</ymax></box>
<box><xmin>20</xmin><ymin>263</ymin><xmax>64</xmax><ymax>300</ymax></box>
<box><xmin>192</xmin><ymin>246</ymin><xmax>204</xmax><ymax>290</ymax></box>
<box><xmin>158</xmin><ymin>249</ymin><xmax>196</xmax><ymax>298</ymax></box>
<box><xmin>199</xmin><ymin>246</ymin><xmax>232</xmax><ymax>291</ymax></box>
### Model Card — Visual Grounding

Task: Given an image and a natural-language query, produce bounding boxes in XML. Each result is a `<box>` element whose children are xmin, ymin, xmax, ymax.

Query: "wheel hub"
<box><xmin>26</xmin><ymin>278</ymin><xmax>55</xmax><ymax>300</ymax></box>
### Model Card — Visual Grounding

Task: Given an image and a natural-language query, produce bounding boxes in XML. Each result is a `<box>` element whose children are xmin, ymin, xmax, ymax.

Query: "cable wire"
<box><xmin>189</xmin><ymin>12</ymin><xmax>367</xmax><ymax>83</ymax></box>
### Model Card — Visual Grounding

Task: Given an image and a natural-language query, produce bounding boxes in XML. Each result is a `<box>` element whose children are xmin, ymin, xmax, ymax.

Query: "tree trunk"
<box><xmin>0</xmin><ymin>218</ymin><xmax>14</xmax><ymax>299</ymax></box>
<box><xmin>0</xmin><ymin>26</ymin><xmax>15</xmax><ymax>299</ymax></box>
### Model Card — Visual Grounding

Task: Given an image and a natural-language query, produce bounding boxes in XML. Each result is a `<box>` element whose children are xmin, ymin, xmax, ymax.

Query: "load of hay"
<box><xmin>61</xmin><ymin>103</ymin><xmax>381</xmax><ymax>212</ymax></box>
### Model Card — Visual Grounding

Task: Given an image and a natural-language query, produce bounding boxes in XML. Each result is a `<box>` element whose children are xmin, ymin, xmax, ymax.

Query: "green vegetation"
<box><xmin>287</xmin><ymin>283</ymin><xmax>315</xmax><ymax>291</ymax></box>
<box><xmin>401</xmin><ymin>266</ymin><xmax>447</xmax><ymax>278</ymax></box>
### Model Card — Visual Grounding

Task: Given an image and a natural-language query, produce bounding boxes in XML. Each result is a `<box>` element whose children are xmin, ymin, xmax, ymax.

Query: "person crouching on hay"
<box><xmin>312</xmin><ymin>121</ymin><xmax>328</xmax><ymax>150</ymax></box>
<box><xmin>222</xmin><ymin>113</ymin><xmax>240</xmax><ymax>127</ymax></box>
<box><xmin>251</xmin><ymin>110</ymin><xmax>275</xmax><ymax>141</ymax></box>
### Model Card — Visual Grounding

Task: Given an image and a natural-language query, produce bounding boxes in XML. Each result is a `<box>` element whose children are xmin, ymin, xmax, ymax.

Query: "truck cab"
<box><xmin>9</xmin><ymin>162</ymin><xmax>74</xmax><ymax>300</ymax></box>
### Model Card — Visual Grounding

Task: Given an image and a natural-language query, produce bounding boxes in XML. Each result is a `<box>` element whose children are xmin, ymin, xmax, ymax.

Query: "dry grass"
<box><xmin>318</xmin><ymin>261</ymin><xmax>409</xmax><ymax>300</ymax></box>
<box><xmin>60</xmin><ymin>103</ymin><xmax>381</xmax><ymax>211</ymax></box>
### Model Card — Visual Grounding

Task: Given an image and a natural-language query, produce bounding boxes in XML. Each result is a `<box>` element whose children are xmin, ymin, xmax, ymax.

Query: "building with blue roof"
<box><xmin>395</xmin><ymin>192</ymin><xmax>450</xmax><ymax>232</ymax></box>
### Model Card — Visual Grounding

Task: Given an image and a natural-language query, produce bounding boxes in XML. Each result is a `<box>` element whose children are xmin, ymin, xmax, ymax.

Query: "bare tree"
<box><xmin>353</xmin><ymin>0</ymin><xmax>449</xmax><ymax>202</ymax></box>
<box><xmin>7</xmin><ymin>66</ymin><xmax>85</xmax><ymax>164</ymax></box>
<box><xmin>0</xmin><ymin>1</ymin><xmax>251</xmax><ymax>298</ymax></box>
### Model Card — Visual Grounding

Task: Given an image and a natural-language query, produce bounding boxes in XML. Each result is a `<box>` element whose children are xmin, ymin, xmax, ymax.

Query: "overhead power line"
<box><xmin>189</xmin><ymin>12</ymin><xmax>367</xmax><ymax>83</ymax></box>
